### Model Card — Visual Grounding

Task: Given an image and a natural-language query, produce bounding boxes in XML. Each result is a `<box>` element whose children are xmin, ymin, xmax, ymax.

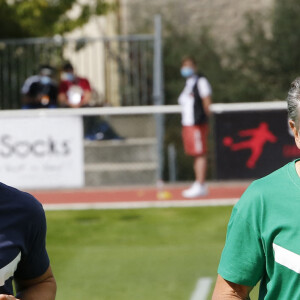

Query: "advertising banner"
<box><xmin>0</xmin><ymin>116</ymin><xmax>84</xmax><ymax>189</ymax></box>
<box><xmin>214</xmin><ymin>109</ymin><xmax>300</xmax><ymax>179</ymax></box>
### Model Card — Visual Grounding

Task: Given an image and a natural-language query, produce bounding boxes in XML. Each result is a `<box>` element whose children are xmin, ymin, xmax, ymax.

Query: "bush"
<box><xmin>164</xmin><ymin>0</ymin><xmax>300</xmax><ymax>104</ymax></box>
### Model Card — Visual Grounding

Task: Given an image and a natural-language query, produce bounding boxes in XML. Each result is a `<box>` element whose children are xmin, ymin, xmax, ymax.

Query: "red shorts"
<box><xmin>182</xmin><ymin>124</ymin><xmax>208</xmax><ymax>156</ymax></box>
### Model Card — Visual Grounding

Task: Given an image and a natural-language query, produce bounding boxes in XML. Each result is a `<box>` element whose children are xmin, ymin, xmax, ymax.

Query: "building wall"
<box><xmin>64</xmin><ymin>1</ymin><xmax>120</xmax><ymax>106</ymax></box>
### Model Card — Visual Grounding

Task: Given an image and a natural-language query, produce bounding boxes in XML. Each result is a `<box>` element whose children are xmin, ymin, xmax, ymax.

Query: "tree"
<box><xmin>271</xmin><ymin>0</ymin><xmax>300</xmax><ymax>97</ymax></box>
<box><xmin>230</xmin><ymin>0</ymin><xmax>300</xmax><ymax>101</ymax></box>
<box><xmin>0</xmin><ymin>0</ymin><xmax>116</xmax><ymax>39</ymax></box>
<box><xmin>163</xmin><ymin>0</ymin><xmax>300</xmax><ymax>104</ymax></box>
<box><xmin>163</xmin><ymin>24</ymin><xmax>228</xmax><ymax>104</ymax></box>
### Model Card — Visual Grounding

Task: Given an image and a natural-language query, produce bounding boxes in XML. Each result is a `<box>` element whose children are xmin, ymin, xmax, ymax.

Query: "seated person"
<box><xmin>58</xmin><ymin>62</ymin><xmax>122</xmax><ymax>140</ymax></box>
<box><xmin>21</xmin><ymin>65</ymin><xmax>58</xmax><ymax>109</ymax></box>
<box><xmin>58</xmin><ymin>62</ymin><xmax>92</xmax><ymax>108</ymax></box>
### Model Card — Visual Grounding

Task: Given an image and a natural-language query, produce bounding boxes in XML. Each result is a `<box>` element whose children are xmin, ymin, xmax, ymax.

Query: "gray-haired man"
<box><xmin>213</xmin><ymin>77</ymin><xmax>300</xmax><ymax>299</ymax></box>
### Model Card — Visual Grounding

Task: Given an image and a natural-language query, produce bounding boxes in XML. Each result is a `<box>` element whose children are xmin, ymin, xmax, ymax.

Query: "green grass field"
<box><xmin>46</xmin><ymin>206</ymin><xmax>259</xmax><ymax>300</ymax></box>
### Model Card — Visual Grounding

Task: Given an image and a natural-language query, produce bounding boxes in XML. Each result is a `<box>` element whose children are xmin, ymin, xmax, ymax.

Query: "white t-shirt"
<box><xmin>178</xmin><ymin>75</ymin><xmax>212</xmax><ymax>126</ymax></box>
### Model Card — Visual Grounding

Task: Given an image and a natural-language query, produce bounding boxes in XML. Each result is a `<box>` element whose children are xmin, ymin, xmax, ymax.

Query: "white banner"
<box><xmin>0</xmin><ymin>116</ymin><xmax>84</xmax><ymax>189</ymax></box>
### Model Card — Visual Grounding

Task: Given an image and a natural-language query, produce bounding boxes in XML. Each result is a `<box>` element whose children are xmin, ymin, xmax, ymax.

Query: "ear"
<box><xmin>289</xmin><ymin>120</ymin><xmax>300</xmax><ymax>149</ymax></box>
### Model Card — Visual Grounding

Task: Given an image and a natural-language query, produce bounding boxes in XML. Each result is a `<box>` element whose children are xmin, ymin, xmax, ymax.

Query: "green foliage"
<box><xmin>270</xmin><ymin>0</ymin><xmax>300</xmax><ymax>96</ymax></box>
<box><xmin>0</xmin><ymin>1</ymin><xmax>26</xmax><ymax>38</ymax></box>
<box><xmin>227</xmin><ymin>0</ymin><xmax>300</xmax><ymax>101</ymax></box>
<box><xmin>0</xmin><ymin>0</ymin><xmax>116</xmax><ymax>38</ymax></box>
<box><xmin>163</xmin><ymin>23</ymin><xmax>257</xmax><ymax>104</ymax></box>
<box><xmin>226</xmin><ymin>12</ymin><xmax>275</xmax><ymax>102</ymax></box>
<box><xmin>164</xmin><ymin>24</ymin><xmax>228</xmax><ymax>104</ymax></box>
<box><xmin>164</xmin><ymin>0</ymin><xmax>300</xmax><ymax>104</ymax></box>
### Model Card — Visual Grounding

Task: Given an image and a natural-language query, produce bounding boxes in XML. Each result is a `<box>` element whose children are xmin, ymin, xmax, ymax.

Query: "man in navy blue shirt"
<box><xmin>0</xmin><ymin>183</ymin><xmax>56</xmax><ymax>299</ymax></box>
<box><xmin>21</xmin><ymin>65</ymin><xmax>58</xmax><ymax>109</ymax></box>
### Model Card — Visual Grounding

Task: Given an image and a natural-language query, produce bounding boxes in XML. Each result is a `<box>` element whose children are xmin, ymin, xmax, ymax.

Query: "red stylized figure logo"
<box><xmin>223</xmin><ymin>122</ymin><xmax>277</xmax><ymax>169</ymax></box>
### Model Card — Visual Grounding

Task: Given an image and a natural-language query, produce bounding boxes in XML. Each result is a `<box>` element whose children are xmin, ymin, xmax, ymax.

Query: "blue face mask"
<box><xmin>61</xmin><ymin>72</ymin><xmax>75</xmax><ymax>82</ymax></box>
<box><xmin>180</xmin><ymin>67</ymin><xmax>194</xmax><ymax>78</ymax></box>
<box><xmin>40</xmin><ymin>76</ymin><xmax>51</xmax><ymax>85</ymax></box>
<box><xmin>66</xmin><ymin>73</ymin><xmax>75</xmax><ymax>81</ymax></box>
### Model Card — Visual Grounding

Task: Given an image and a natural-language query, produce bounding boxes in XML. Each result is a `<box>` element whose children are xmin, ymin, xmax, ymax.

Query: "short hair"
<box><xmin>62</xmin><ymin>62</ymin><xmax>74</xmax><ymax>72</ymax></box>
<box><xmin>39</xmin><ymin>65</ymin><xmax>54</xmax><ymax>76</ymax></box>
<box><xmin>287</xmin><ymin>77</ymin><xmax>300</xmax><ymax>128</ymax></box>
<box><xmin>181</xmin><ymin>56</ymin><xmax>197</xmax><ymax>66</ymax></box>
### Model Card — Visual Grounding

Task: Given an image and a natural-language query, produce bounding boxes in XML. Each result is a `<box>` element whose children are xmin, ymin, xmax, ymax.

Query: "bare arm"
<box><xmin>21</xmin><ymin>95</ymin><xmax>41</xmax><ymax>106</ymax></box>
<box><xmin>0</xmin><ymin>295</ymin><xmax>20</xmax><ymax>300</ymax></box>
<box><xmin>15</xmin><ymin>266</ymin><xmax>56</xmax><ymax>300</ymax></box>
<box><xmin>58</xmin><ymin>90</ymin><xmax>91</xmax><ymax>108</ymax></box>
<box><xmin>58</xmin><ymin>92</ymin><xmax>68</xmax><ymax>107</ymax></box>
<box><xmin>202</xmin><ymin>95</ymin><xmax>212</xmax><ymax>117</ymax></box>
<box><xmin>212</xmin><ymin>275</ymin><xmax>252</xmax><ymax>300</ymax></box>
<box><xmin>81</xmin><ymin>90</ymin><xmax>91</xmax><ymax>106</ymax></box>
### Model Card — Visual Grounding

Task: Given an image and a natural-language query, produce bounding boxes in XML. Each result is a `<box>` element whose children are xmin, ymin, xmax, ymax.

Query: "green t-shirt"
<box><xmin>218</xmin><ymin>160</ymin><xmax>300</xmax><ymax>299</ymax></box>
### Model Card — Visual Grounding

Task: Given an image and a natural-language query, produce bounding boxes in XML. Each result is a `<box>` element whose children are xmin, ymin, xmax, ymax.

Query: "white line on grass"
<box><xmin>42</xmin><ymin>198</ymin><xmax>238</xmax><ymax>211</ymax></box>
<box><xmin>190</xmin><ymin>277</ymin><xmax>213</xmax><ymax>300</ymax></box>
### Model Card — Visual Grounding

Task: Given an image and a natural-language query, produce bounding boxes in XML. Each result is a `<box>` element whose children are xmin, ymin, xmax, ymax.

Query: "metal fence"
<box><xmin>0</xmin><ymin>22</ymin><xmax>161</xmax><ymax>109</ymax></box>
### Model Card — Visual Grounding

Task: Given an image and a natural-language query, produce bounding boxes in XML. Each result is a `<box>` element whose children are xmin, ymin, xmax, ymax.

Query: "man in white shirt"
<box><xmin>178</xmin><ymin>57</ymin><xmax>212</xmax><ymax>198</ymax></box>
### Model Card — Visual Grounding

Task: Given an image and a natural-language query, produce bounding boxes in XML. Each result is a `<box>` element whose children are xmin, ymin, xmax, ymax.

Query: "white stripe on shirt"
<box><xmin>0</xmin><ymin>252</ymin><xmax>21</xmax><ymax>286</ymax></box>
<box><xmin>273</xmin><ymin>243</ymin><xmax>300</xmax><ymax>273</ymax></box>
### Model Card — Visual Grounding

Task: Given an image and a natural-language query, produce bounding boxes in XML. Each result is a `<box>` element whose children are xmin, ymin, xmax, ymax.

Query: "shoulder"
<box><xmin>24</xmin><ymin>75</ymin><xmax>40</xmax><ymax>85</ymax></box>
<box><xmin>236</xmin><ymin>163</ymin><xmax>290</xmax><ymax>212</ymax></box>
<box><xmin>24</xmin><ymin>75</ymin><xmax>39</xmax><ymax>84</ymax></box>
<box><xmin>21</xmin><ymin>76</ymin><xmax>40</xmax><ymax>93</ymax></box>
<box><xmin>78</xmin><ymin>77</ymin><xmax>91</xmax><ymax>89</ymax></box>
<box><xmin>197</xmin><ymin>76</ymin><xmax>211</xmax><ymax>88</ymax></box>
<box><xmin>254</xmin><ymin>163</ymin><xmax>291</xmax><ymax>192</ymax></box>
<box><xmin>77</xmin><ymin>76</ymin><xmax>88</xmax><ymax>83</ymax></box>
<box><xmin>0</xmin><ymin>183</ymin><xmax>44</xmax><ymax>219</ymax></box>
<box><xmin>196</xmin><ymin>76</ymin><xmax>212</xmax><ymax>97</ymax></box>
<box><xmin>79</xmin><ymin>77</ymin><xmax>90</xmax><ymax>85</ymax></box>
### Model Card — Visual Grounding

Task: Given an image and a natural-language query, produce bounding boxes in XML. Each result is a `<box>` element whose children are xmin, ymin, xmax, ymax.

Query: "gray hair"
<box><xmin>287</xmin><ymin>77</ymin><xmax>300</xmax><ymax>128</ymax></box>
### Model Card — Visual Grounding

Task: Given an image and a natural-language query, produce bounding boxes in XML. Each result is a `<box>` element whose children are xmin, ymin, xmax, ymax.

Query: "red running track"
<box><xmin>28</xmin><ymin>182</ymin><xmax>250</xmax><ymax>205</ymax></box>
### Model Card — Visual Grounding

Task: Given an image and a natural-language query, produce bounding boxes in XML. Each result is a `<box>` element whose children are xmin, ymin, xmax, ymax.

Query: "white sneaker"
<box><xmin>182</xmin><ymin>182</ymin><xmax>208</xmax><ymax>198</ymax></box>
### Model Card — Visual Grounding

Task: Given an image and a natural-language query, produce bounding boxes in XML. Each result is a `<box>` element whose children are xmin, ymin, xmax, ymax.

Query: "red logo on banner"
<box><xmin>223</xmin><ymin>122</ymin><xmax>277</xmax><ymax>169</ymax></box>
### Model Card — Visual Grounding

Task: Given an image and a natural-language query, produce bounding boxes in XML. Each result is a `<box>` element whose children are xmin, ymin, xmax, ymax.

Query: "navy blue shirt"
<box><xmin>0</xmin><ymin>182</ymin><xmax>50</xmax><ymax>295</ymax></box>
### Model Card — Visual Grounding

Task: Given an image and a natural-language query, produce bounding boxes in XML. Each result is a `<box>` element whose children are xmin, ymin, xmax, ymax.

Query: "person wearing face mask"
<box><xmin>178</xmin><ymin>56</ymin><xmax>212</xmax><ymax>198</ymax></box>
<box><xmin>21</xmin><ymin>65</ymin><xmax>58</xmax><ymax>109</ymax></box>
<box><xmin>58</xmin><ymin>62</ymin><xmax>92</xmax><ymax>108</ymax></box>
<box><xmin>58</xmin><ymin>62</ymin><xmax>122</xmax><ymax>140</ymax></box>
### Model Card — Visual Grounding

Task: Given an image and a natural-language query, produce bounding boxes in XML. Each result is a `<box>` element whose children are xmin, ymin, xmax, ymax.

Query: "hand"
<box><xmin>34</xmin><ymin>94</ymin><xmax>43</xmax><ymax>104</ymax></box>
<box><xmin>68</xmin><ymin>103</ymin><xmax>82</xmax><ymax>108</ymax></box>
<box><xmin>0</xmin><ymin>295</ymin><xmax>20</xmax><ymax>300</ymax></box>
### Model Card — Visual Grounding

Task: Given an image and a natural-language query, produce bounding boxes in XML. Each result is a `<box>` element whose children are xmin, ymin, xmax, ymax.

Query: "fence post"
<box><xmin>168</xmin><ymin>143</ymin><xmax>177</xmax><ymax>182</ymax></box>
<box><xmin>153</xmin><ymin>15</ymin><xmax>163</xmax><ymax>106</ymax></box>
<box><xmin>153</xmin><ymin>15</ymin><xmax>165</xmax><ymax>183</ymax></box>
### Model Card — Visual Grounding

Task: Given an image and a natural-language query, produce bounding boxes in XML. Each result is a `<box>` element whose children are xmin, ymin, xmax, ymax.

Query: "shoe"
<box><xmin>182</xmin><ymin>182</ymin><xmax>208</xmax><ymax>198</ymax></box>
<box><xmin>84</xmin><ymin>121</ymin><xmax>125</xmax><ymax>141</ymax></box>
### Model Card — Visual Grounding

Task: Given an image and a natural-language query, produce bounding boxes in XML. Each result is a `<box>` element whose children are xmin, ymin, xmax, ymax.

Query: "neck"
<box><xmin>295</xmin><ymin>160</ymin><xmax>300</xmax><ymax>177</ymax></box>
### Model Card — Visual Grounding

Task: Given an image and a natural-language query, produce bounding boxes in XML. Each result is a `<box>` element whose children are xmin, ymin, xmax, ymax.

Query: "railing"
<box><xmin>0</xmin><ymin>20</ymin><xmax>162</xmax><ymax>109</ymax></box>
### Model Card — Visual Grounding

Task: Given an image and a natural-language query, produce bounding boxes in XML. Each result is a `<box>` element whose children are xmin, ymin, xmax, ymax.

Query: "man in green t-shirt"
<box><xmin>213</xmin><ymin>78</ymin><xmax>300</xmax><ymax>300</ymax></box>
